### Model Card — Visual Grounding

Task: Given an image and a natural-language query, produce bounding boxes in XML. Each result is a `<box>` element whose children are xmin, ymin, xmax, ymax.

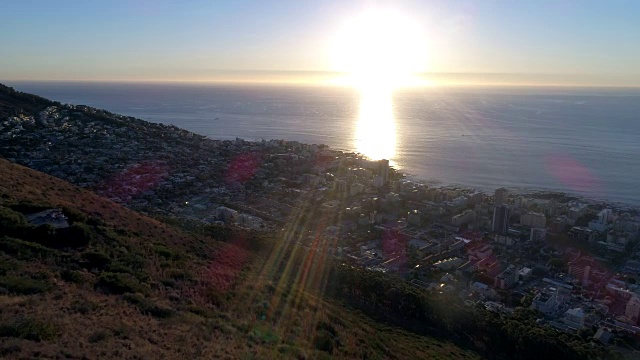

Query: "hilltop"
<box><xmin>0</xmin><ymin>83</ymin><xmax>54</xmax><ymax>118</ymax></box>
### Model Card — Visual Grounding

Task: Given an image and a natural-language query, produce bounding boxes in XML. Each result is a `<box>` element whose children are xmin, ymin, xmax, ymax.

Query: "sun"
<box><xmin>331</xmin><ymin>9</ymin><xmax>428</xmax><ymax>89</ymax></box>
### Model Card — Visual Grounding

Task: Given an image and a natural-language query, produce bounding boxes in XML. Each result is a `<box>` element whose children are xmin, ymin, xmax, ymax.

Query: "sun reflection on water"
<box><xmin>355</xmin><ymin>87</ymin><xmax>397</xmax><ymax>163</ymax></box>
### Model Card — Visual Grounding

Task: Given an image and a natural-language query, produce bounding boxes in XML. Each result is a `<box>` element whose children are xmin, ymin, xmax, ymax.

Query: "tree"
<box><xmin>521</xmin><ymin>294</ymin><xmax>534</xmax><ymax>307</ymax></box>
<box><xmin>548</xmin><ymin>257</ymin><xmax>565</xmax><ymax>270</ymax></box>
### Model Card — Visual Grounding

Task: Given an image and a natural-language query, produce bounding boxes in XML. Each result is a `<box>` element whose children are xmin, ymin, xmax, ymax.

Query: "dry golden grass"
<box><xmin>0</xmin><ymin>158</ymin><xmax>202</xmax><ymax>249</ymax></box>
<box><xmin>0</xmin><ymin>158</ymin><xmax>480</xmax><ymax>359</ymax></box>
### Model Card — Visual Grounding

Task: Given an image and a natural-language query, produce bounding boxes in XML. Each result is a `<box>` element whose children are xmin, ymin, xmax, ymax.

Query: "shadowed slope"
<box><xmin>0</xmin><ymin>158</ymin><xmax>481</xmax><ymax>359</ymax></box>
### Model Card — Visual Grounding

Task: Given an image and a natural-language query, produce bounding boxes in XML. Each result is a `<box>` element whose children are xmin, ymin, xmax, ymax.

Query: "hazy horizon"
<box><xmin>2</xmin><ymin>1</ymin><xmax>640</xmax><ymax>87</ymax></box>
<box><xmin>4</xmin><ymin>71</ymin><xmax>640</xmax><ymax>88</ymax></box>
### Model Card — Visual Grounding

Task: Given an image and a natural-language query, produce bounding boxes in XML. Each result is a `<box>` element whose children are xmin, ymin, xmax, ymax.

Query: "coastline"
<box><xmin>397</xmin><ymin>169</ymin><xmax>640</xmax><ymax>213</ymax></box>
<box><xmin>1</xmin><ymin>80</ymin><xmax>638</xmax><ymax>213</ymax></box>
<box><xmin>6</xmin><ymin>80</ymin><xmax>640</xmax><ymax>207</ymax></box>
<box><xmin>270</xmin><ymin>141</ymin><xmax>640</xmax><ymax>213</ymax></box>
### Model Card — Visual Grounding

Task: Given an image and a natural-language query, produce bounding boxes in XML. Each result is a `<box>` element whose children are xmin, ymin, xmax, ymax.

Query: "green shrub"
<box><xmin>145</xmin><ymin>304</ymin><xmax>175</xmax><ymax>319</ymax></box>
<box><xmin>0</xmin><ymin>275</ymin><xmax>52</xmax><ymax>295</ymax></box>
<box><xmin>55</xmin><ymin>223</ymin><xmax>93</xmax><ymax>248</ymax></box>
<box><xmin>82</xmin><ymin>250</ymin><xmax>111</xmax><ymax>269</ymax></box>
<box><xmin>122</xmin><ymin>292</ymin><xmax>146</xmax><ymax>306</ymax></box>
<box><xmin>61</xmin><ymin>207</ymin><xmax>88</xmax><ymax>224</ymax></box>
<box><xmin>0</xmin><ymin>256</ymin><xmax>14</xmax><ymax>276</ymax></box>
<box><xmin>60</xmin><ymin>269</ymin><xmax>86</xmax><ymax>284</ymax></box>
<box><xmin>105</xmin><ymin>262</ymin><xmax>134</xmax><ymax>275</ymax></box>
<box><xmin>0</xmin><ymin>317</ymin><xmax>58</xmax><ymax>341</ymax></box>
<box><xmin>153</xmin><ymin>244</ymin><xmax>180</xmax><ymax>260</ymax></box>
<box><xmin>70</xmin><ymin>298</ymin><xmax>98</xmax><ymax>315</ymax></box>
<box><xmin>30</xmin><ymin>271</ymin><xmax>49</xmax><ymax>280</ymax></box>
<box><xmin>107</xmin><ymin>261</ymin><xmax>149</xmax><ymax>283</ymax></box>
<box><xmin>0</xmin><ymin>342</ymin><xmax>21</xmax><ymax>357</ymax></box>
<box><xmin>276</xmin><ymin>344</ymin><xmax>307</xmax><ymax>358</ymax></box>
<box><xmin>8</xmin><ymin>202</ymin><xmax>51</xmax><ymax>215</ymax></box>
<box><xmin>23</xmin><ymin>224</ymin><xmax>57</xmax><ymax>245</ymax></box>
<box><xmin>187</xmin><ymin>306</ymin><xmax>216</xmax><ymax>318</ymax></box>
<box><xmin>0</xmin><ymin>236</ymin><xmax>56</xmax><ymax>260</ymax></box>
<box><xmin>166</xmin><ymin>268</ymin><xmax>191</xmax><ymax>281</ymax></box>
<box><xmin>118</xmin><ymin>253</ymin><xmax>146</xmax><ymax>272</ymax></box>
<box><xmin>122</xmin><ymin>293</ymin><xmax>174</xmax><ymax>318</ymax></box>
<box><xmin>316</xmin><ymin>321</ymin><xmax>337</xmax><ymax>336</ymax></box>
<box><xmin>0</xmin><ymin>207</ymin><xmax>27</xmax><ymax>237</ymax></box>
<box><xmin>86</xmin><ymin>217</ymin><xmax>105</xmax><ymax>227</ymax></box>
<box><xmin>112</xmin><ymin>325</ymin><xmax>130</xmax><ymax>339</ymax></box>
<box><xmin>248</xmin><ymin>328</ymin><xmax>279</xmax><ymax>345</ymax></box>
<box><xmin>97</xmin><ymin>272</ymin><xmax>140</xmax><ymax>294</ymax></box>
<box><xmin>88</xmin><ymin>329</ymin><xmax>111</xmax><ymax>343</ymax></box>
<box><xmin>314</xmin><ymin>331</ymin><xmax>335</xmax><ymax>354</ymax></box>
<box><xmin>160</xmin><ymin>278</ymin><xmax>177</xmax><ymax>288</ymax></box>
<box><xmin>115</xmin><ymin>228</ymin><xmax>130</xmax><ymax>236</ymax></box>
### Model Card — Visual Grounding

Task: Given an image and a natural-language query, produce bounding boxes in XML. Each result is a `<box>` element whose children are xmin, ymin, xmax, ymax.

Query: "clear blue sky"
<box><xmin>1</xmin><ymin>0</ymin><xmax>639</xmax><ymax>85</ymax></box>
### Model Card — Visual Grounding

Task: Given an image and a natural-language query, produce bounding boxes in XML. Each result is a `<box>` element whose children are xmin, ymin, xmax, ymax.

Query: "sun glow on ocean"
<box><xmin>355</xmin><ymin>87</ymin><xmax>396</xmax><ymax>161</ymax></box>
<box><xmin>331</xmin><ymin>9</ymin><xmax>428</xmax><ymax>162</ymax></box>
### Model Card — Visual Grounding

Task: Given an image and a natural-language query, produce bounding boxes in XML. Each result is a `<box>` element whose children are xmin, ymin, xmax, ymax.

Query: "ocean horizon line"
<box><xmin>3</xmin><ymin>79</ymin><xmax>640</xmax><ymax>91</ymax></box>
<box><xmin>2</xmin><ymin>70</ymin><xmax>640</xmax><ymax>88</ymax></box>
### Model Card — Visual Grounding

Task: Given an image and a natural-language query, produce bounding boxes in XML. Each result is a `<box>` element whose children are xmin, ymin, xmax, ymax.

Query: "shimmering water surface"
<box><xmin>7</xmin><ymin>82</ymin><xmax>640</xmax><ymax>205</ymax></box>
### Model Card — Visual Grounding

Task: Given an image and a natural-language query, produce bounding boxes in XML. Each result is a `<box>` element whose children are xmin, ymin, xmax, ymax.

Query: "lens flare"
<box><xmin>331</xmin><ymin>9</ymin><xmax>428</xmax><ymax>89</ymax></box>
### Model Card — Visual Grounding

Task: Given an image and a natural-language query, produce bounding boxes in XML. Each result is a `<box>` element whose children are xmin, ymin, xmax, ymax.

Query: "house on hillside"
<box><xmin>25</xmin><ymin>208</ymin><xmax>69</xmax><ymax>228</ymax></box>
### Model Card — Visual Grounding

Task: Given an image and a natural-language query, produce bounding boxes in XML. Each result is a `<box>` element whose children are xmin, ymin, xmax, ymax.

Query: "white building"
<box><xmin>216</xmin><ymin>206</ymin><xmax>238</xmax><ymax>222</ymax></box>
<box><xmin>494</xmin><ymin>265</ymin><xmax>519</xmax><ymax>290</ymax></box>
<box><xmin>520</xmin><ymin>212</ymin><xmax>547</xmax><ymax>228</ymax></box>
<box><xmin>589</xmin><ymin>209</ymin><xmax>612</xmax><ymax>232</ymax></box>
<box><xmin>570</xmin><ymin>226</ymin><xmax>596</xmax><ymax>242</ymax></box>
<box><xmin>471</xmin><ymin>281</ymin><xmax>497</xmax><ymax>299</ymax></box>
<box><xmin>626</xmin><ymin>296</ymin><xmax>640</xmax><ymax>325</ymax></box>
<box><xmin>568</xmin><ymin>203</ymin><xmax>589</xmax><ymax>220</ymax></box>
<box><xmin>519</xmin><ymin>267</ymin><xmax>533</xmax><ymax>281</ymax></box>
<box><xmin>530</xmin><ymin>227</ymin><xmax>547</xmax><ymax>242</ymax></box>
<box><xmin>433</xmin><ymin>257</ymin><xmax>464</xmax><ymax>270</ymax></box>
<box><xmin>531</xmin><ymin>287</ymin><xmax>558</xmax><ymax>315</ymax></box>
<box><xmin>452</xmin><ymin>210</ymin><xmax>476</xmax><ymax>226</ymax></box>
<box><xmin>514</xmin><ymin>196</ymin><xmax>528</xmax><ymax>209</ymax></box>
<box><xmin>563</xmin><ymin>308</ymin><xmax>585</xmax><ymax>329</ymax></box>
<box><xmin>467</xmin><ymin>192</ymin><xmax>484</xmax><ymax>205</ymax></box>
<box><xmin>236</xmin><ymin>214</ymin><xmax>264</xmax><ymax>229</ymax></box>
<box><xmin>494</xmin><ymin>234</ymin><xmax>517</xmax><ymax>247</ymax></box>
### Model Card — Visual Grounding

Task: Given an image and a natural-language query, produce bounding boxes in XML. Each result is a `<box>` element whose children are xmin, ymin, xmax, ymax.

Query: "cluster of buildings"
<box><xmin>0</xmin><ymin>104</ymin><xmax>351</xmax><ymax>229</ymax></box>
<box><xmin>315</xmin><ymin>182</ymin><xmax>640</xmax><ymax>345</ymax></box>
<box><xmin>3</xmin><ymin>100</ymin><xmax>640</xmax><ymax>348</ymax></box>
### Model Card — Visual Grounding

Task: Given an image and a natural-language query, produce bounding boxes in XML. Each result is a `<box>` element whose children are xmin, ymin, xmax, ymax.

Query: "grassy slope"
<box><xmin>0</xmin><ymin>158</ymin><xmax>479</xmax><ymax>359</ymax></box>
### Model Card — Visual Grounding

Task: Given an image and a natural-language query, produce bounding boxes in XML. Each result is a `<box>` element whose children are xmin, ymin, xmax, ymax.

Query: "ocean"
<box><xmin>6</xmin><ymin>81</ymin><xmax>640</xmax><ymax>205</ymax></box>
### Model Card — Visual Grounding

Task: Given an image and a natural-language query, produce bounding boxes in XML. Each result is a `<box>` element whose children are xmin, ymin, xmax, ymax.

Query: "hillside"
<box><xmin>0</xmin><ymin>84</ymin><xmax>54</xmax><ymax>118</ymax></box>
<box><xmin>0</xmin><ymin>158</ymin><xmax>480</xmax><ymax>359</ymax></box>
<box><xmin>0</xmin><ymin>85</ymin><xmax>613</xmax><ymax>360</ymax></box>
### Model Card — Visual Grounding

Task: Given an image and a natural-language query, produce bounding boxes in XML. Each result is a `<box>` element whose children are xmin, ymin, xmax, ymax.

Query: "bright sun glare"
<box><xmin>332</xmin><ymin>10</ymin><xmax>427</xmax><ymax>163</ymax></box>
<box><xmin>332</xmin><ymin>10</ymin><xmax>428</xmax><ymax>89</ymax></box>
